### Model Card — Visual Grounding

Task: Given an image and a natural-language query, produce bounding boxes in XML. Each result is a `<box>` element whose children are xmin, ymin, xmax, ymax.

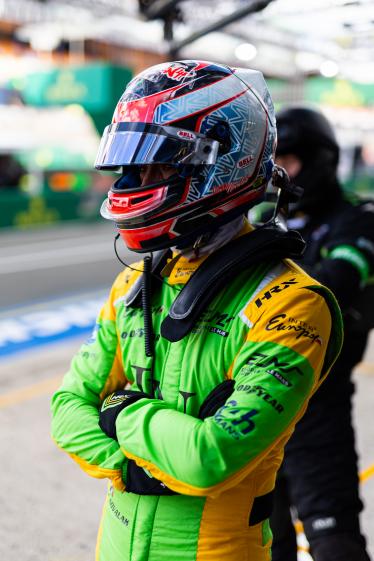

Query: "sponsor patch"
<box><xmin>191</xmin><ymin>308</ymin><xmax>235</xmax><ymax>337</ymax></box>
<box><xmin>108</xmin><ymin>497</ymin><xmax>130</xmax><ymax>527</ymax></box>
<box><xmin>265</xmin><ymin>313</ymin><xmax>322</xmax><ymax>344</ymax></box>
<box><xmin>239</xmin><ymin>351</ymin><xmax>306</xmax><ymax>387</ymax></box>
<box><xmin>237</xmin><ymin>155</ymin><xmax>254</xmax><ymax>169</ymax></box>
<box><xmin>161</xmin><ymin>63</ymin><xmax>197</xmax><ymax>82</ymax></box>
<box><xmin>101</xmin><ymin>393</ymin><xmax>129</xmax><ymax>411</ymax></box>
<box><xmin>177</xmin><ymin>130</ymin><xmax>195</xmax><ymax>140</ymax></box>
<box><xmin>255</xmin><ymin>279</ymin><xmax>298</xmax><ymax>308</ymax></box>
<box><xmin>214</xmin><ymin>399</ymin><xmax>258</xmax><ymax>439</ymax></box>
<box><xmin>236</xmin><ymin>383</ymin><xmax>284</xmax><ymax>413</ymax></box>
<box><xmin>267</xmin><ymin>369</ymin><xmax>292</xmax><ymax>387</ymax></box>
<box><xmin>312</xmin><ymin>517</ymin><xmax>337</xmax><ymax>531</ymax></box>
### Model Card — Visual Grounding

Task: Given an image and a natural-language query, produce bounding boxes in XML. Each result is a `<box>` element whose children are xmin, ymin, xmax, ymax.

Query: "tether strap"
<box><xmin>161</xmin><ymin>226</ymin><xmax>305</xmax><ymax>342</ymax></box>
<box><xmin>249</xmin><ymin>490</ymin><xmax>275</xmax><ymax>526</ymax></box>
<box><xmin>125</xmin><ymin>227</ymin><xmax>305</xmax><ymax>342</ymax></box>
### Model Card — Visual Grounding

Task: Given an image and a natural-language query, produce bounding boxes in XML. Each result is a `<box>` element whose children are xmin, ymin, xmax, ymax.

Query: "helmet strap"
<box><xmin>192</xmin><ymin>233</ymin><xmax>212</xmax><ymax>259</ymax></box>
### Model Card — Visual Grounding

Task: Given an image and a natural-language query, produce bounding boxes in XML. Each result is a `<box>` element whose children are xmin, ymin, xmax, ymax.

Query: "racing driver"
<box><xmin>51</xmin><ymin>60</ymin><xmax>343</xmax><ymax>561</ymax></box>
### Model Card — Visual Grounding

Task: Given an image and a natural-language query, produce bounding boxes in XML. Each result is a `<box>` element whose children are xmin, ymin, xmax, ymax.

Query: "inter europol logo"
<box><xmin>265</xmin><ymin>313</ymin><xmax>323</xmax><ymax>344</ymax></box>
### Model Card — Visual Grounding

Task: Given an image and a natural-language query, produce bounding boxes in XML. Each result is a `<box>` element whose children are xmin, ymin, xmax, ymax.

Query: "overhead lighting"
<box><xmin>320</xmin><ymin>60</ymin><xmax>339</xmax><ymax>77</ymax></box>
<box><xmin>234</xmin><ymin>42</ymin><xmax>257</xmax><ymax>62</ymax></box>
<box><xmin>30</xmin><ymin>32</ymin><xmax>61</xmax><ymax>52</ymax></box>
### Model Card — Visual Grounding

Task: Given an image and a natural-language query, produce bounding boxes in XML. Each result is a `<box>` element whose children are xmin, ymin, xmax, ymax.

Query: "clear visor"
<box><xmin>95</xmin><ymin>122</ymin><xmax>219</xmax><ymax>169</ymax></box>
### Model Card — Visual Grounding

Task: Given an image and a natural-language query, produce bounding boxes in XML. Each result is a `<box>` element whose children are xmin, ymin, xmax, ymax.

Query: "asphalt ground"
<box><xmin>0</xmin><ymin>222</ymin><xmax>373</xmax><ymax>560</ymax></box>
<box><xmin>0</xmin><ymin>221</ymin><xmax>135</xmax><ymax>309</ymax></box>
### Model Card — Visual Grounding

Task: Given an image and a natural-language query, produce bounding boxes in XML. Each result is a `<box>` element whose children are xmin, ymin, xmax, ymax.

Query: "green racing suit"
<box><xmin>51</xmin><ymin>240</ymin><xmax>342</xmax><ymax>561</ymax></box>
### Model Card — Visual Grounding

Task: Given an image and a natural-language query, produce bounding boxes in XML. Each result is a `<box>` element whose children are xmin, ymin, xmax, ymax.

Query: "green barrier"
<box><xmin>268</xmin><ymin>77</ymin><xmax>374</xmax><ymax>108</ymax></box>
<box><xmin>0</xmin><ymin>191</ymin><xmax>102</xmax><ymax>229</ymax></box>
<box><xmin>10</xmin><ymin>63</ymin><xmax>133</xmax><ymax>134</ymax></box>
<box><xmin>343</xmin><ymin>175</ymin><xmax>374</xmax><ymax>197</ymax></box>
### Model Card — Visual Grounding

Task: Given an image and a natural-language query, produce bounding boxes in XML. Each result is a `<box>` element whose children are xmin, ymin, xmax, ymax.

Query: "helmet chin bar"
<box><xmin>118</xmin><ymin>192</ymin><xmax>265</xmax><ymax>254</ymax></box>
<box><xmin>102</xmin><ymin>170</ymin><xmax>189</xmax><ymax>224</ymax></box>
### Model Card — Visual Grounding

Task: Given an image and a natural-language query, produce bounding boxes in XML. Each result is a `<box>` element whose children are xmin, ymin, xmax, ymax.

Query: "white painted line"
<box><xmin>0</xmin><ymin>233</ymin><xmax>107</xmax><ymax>256</ymax></box>
<box><xmin>0</xmin><ymin>242</ymin><xmax>117</xmax><ymax>273</ymax></box>
<box><xmin>0</xmin><ymin>292</ymin><xmax>106</xmax><ymax>357</ymax></box>
<box><xmin>0</xmin><ymin>289</ymin><xmax>108</xmax><ymax>319</ymax></box>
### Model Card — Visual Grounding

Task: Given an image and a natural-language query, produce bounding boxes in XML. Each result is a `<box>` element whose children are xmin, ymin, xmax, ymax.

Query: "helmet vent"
<box><xmin>132</xmin><ymin>194</ymin><xmax>154</xmax><ymax>204</ymax></box>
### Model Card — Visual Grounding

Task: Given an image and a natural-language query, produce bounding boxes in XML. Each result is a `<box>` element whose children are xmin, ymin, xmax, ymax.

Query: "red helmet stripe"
<box><xmin>167</xmin><ymin>88</ymin><xmax>248</xmax><ymax>128</ymax></box>
<box><xmin>112</xmin><ymin>63</ymin><xmax>217</xmax><ymax>124</ymax></box>
<box><xmin>113</xmin><ymin>84</ymin><xmax>184</xmax><ymax>124</ymax></box>
<box><xmin>118</xmin><ymin>218</ymin><xmax>175</xmax><ymax>250</ymax></box>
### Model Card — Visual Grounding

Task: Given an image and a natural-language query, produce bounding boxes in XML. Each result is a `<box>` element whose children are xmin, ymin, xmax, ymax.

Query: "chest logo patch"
<box><xmin>255</xmin><ymin>279</ymin><xmax>298</xmax><ymax>308</ymax></box>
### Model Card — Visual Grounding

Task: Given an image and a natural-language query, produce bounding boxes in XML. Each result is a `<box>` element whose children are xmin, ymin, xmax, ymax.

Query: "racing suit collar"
<box><xmin>165</xmin><ymin>217</ymin><xmax>253</xmax><ymax>285</ymax></box>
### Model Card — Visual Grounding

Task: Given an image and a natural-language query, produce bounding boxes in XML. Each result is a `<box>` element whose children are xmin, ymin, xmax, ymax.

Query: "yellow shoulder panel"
<box><xmin>99</xmin><ymin>342</ymin><xmax>128</xmax><ymax>400</ymax></box>
<box><xmin>243</xmin><ymin>259</ymin><xmax>332</xmax><ymax>380</ymax></box>
<box><xmin>99</xmin><ymin>263</ymin><xmax>143</xmax><ymax>322</ymax></box>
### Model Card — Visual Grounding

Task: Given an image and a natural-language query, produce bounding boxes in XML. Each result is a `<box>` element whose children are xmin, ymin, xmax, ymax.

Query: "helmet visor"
<box><xmin>95</xmin><ymin>123</ymin><xmax>219</xmax><ymax>169</ymax></box>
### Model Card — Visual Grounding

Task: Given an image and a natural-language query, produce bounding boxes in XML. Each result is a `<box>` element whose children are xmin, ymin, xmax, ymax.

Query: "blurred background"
<box><xmin>0</xmin><ymin>1</ymin><xmax>373</xmax><ymax>560</ymax></box>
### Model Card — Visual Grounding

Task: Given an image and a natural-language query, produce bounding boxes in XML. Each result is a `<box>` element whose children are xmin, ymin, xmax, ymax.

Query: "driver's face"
<box><xmin>275</xmin><ymin>154</ymin><xmax>302</xmax><ymax>179</ymax></box>
<box><xmin>139</xmin><ymin>164</ymin><xmax>175</xmax><ymax>187</ymax></box>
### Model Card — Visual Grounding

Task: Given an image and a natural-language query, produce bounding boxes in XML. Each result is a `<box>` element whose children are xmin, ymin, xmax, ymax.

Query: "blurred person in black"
<box><xmin>269</xmin><ymin>106</ymin><xmax>374</xmax><ymax>561</ymax></box>
<box><xmin>0</xmin><ymin>154</ymin><xmax>24</xmax><ymax>189</ymax></box>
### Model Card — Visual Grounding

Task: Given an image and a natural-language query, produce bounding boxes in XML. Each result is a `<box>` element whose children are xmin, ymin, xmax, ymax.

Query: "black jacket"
<box><xmin>287</xmin><ymin>192</ymin><xmax>374</xmax><ymax>376</ymax></box>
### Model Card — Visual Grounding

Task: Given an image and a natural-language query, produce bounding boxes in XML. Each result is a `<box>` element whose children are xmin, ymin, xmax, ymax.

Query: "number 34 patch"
<box><xmin>214</xmin><ymin>400</ymin><xmax>258</xmax><ymax>440</ymax></box>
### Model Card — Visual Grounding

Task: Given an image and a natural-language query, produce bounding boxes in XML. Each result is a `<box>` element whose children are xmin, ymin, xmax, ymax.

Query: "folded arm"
<box><xmin>115</xmin><ymin>285</ymin><xmax>342</xmax><ymax>497</ymax></box>
<box><xmin>51</xmin><ymin>285</ymin><xmax>130</xmax><ymax>491</ymax></box>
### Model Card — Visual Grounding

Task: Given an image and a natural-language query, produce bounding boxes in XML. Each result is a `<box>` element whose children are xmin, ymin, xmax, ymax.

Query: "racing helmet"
<box><xmin>276</xmin><ymin>106</ymin><xmax>340</xmax><ymax>212</ymax></box>
<box><xmin>96</xmin><ymin>60</ymin><xmax>277</xmax><ymax>252</ymax></box>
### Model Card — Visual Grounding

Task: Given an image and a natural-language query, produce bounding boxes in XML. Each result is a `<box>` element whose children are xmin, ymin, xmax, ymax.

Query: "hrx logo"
<box><xmin>255</xmin><ymin>279</ymin><xmax>298</xmax><ymax>308</ymax></box>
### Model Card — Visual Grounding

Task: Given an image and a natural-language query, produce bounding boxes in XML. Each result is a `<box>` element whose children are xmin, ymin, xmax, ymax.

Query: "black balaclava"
<box><xmin>276</xmin><ymin>106</ymin><xmax>342</xmax><ymax>216</ymax></box>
